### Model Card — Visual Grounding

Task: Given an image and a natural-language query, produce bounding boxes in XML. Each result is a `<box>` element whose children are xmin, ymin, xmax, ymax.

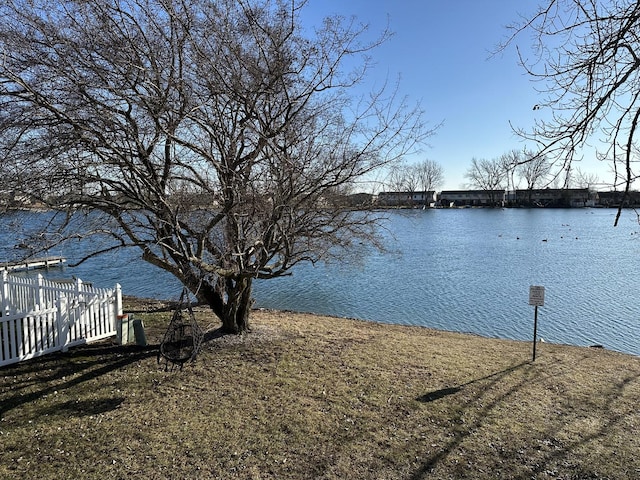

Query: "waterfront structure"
<box><xmin>1</xmin><ymin>256</ymin><xmax>66</xmax><ymax>272</ymax></box>
<box><xmin>514</xmin><ymin>188</ymin><xmax>597</xmax><ymax>208</ymax></box>
<box><xmin>377</xmin><ymin>191</ymin><xmax>436</xmax><ymax>207</ymax></box>
<box><xmin>439</xmin><ymin>190</ymin><xmax>505</xmax><ymax>207</ymax></box>
<box><xmin>597</xmin><ymin>190</ymin><xmax>640</xmax><ymax>208</ymax></box>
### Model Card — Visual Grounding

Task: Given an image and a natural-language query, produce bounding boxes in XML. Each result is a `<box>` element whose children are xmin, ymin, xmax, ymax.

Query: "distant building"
<box><xmin>373</xmin><ymin>187</ymin><xmax>640</xmax><ymax>209</ymax></box>
<box><xmin>514</xmin><ymin>188</ymin><xmax>597</xmax><ymax>208</ymax></box>
<box><xmin>377</xmin><ymin>191</ymin><xmax>435</xmax><ymax>207</ymax></box>
<box><xmin>597</xmin><ymin>190</ymin><xmax>640</xmax><ymax>208</ymax></box>
<box><xmin>439</xmin><ymin>190</ymin><xmax>505</xmax><ymax>207</ymax></box>
<box><xmin>339</xmin><ymin>193</ymin><xmax>375</xmax><ymax>208</ymax></box>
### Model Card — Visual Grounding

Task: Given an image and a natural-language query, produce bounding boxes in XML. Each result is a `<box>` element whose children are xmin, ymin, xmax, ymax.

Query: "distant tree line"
<box><xmin>464</xmin><ymin>149</ymin><xmax>602</xmax><ymax>205</ymax></box>
<box><xmin>380</xmin><ymin>150</ymin><xmax>601</xmax><ymax>205</ymax></box>
<box><xmin>385</xmin><ymin>159</ymin><xmax>445</xmax><ymax>194</ymax></box>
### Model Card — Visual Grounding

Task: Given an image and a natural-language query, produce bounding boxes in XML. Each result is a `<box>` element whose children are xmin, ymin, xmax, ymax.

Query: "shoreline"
<box><xmin>122</xmin><ymin>294</ymin><xmax>638</xmax><ymax>360</ymax></box>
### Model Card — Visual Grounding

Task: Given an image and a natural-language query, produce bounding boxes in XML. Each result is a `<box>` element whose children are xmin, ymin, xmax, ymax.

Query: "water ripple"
<box><xmin>254</xmin><ymin>209</ymin><xmax>640</xmax><ymax>356</ymax></box>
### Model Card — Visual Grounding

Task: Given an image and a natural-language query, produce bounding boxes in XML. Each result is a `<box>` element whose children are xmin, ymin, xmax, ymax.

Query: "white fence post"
<box><xmin>36</xmin><ymin>274</ymin><xmax>45</xmax><ymax>310</ymax></box>
<box><xmin>1</xmin><ymin>309</ymin><xmax>8</xmax><ymax>364</ymax></box>
<box><xmin>75</xmin><ymin>276</ymin><xmax>83</xmax><ymax>338</ymax></box>
<box><xmin>1</xmin><ymin>269</ymin><xmax>8</xmax><ymax>315</ymax></box>
<box><xmin>75</xmin><ymin>276</ymin><xmax>83</xmax><ymax>297</ymax></box>
<box><xmin>58</xmin><ymin>295</ymin><xmax>70</xmax><ymax>352</ymax></box>
<box><xmin>115</xmin><ymin>283</ymin><xmax>123</xmax><ymax>317</ymax></box>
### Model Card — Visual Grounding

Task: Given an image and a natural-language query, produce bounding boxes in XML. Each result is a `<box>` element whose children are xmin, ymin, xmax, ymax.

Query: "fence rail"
<box><xmin>0</xmin><ymin>271</ymin><xmax>122</xmax><ymax>367</ymax></box>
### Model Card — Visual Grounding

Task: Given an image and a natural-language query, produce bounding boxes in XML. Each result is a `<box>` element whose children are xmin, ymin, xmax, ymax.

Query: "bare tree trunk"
<box><xmin>198</xmin><ymin>277</ymin><xmax>253</xmax><ymax>334</ymax></box>
<box><xmin>221</xmin><ymin>277</ymin><xmax>253</xmax><ymax>334</ymax></box>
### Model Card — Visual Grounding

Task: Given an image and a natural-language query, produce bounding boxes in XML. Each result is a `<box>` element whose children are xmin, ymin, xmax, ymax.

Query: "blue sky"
<box><xmin>300</xmin><ymin>1</ymin><xmax>609</xmax><ymax>191</ymax></box>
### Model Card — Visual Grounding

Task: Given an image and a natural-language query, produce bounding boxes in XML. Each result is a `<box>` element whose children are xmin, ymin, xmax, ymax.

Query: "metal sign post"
<box><xmin>529</xmin><ymin>286</ymin><xmax>545</xmax><ymax>361</ymax></box>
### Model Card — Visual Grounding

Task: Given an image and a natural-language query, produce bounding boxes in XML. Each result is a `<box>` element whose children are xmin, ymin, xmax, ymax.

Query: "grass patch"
<box><xmin>2</xmin><ymin>304</ymin><xmax>640</xmax><ymax>479</ymax></box>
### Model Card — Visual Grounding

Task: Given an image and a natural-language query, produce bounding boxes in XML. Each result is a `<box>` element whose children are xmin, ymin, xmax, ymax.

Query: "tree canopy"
<box><xmin>0</xmin><ymin>0</ymin><xmax>432</xmax><ymax>332</ymax></box>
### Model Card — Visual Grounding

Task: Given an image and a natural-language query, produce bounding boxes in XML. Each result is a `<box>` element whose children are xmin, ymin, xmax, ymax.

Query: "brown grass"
<box><xmin>1</xmin><ymin>303</ymin><xmax>640</xmax><ymax>479</ymax></box>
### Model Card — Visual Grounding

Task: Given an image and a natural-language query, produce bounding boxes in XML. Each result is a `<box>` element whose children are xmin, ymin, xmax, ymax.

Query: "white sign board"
<box><xmin>529</xmin><ymin>286</ymin><xmax>545</xmax><ymax>306</ymax></box>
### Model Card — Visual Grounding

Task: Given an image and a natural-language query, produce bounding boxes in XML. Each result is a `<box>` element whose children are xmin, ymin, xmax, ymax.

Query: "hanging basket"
<box><xmin>158</xmin><ymin>288</ymin><xmax>204</xmax><ymax>371</ymax></box>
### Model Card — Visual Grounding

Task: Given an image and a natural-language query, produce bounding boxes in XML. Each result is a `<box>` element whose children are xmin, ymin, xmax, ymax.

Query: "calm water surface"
<box><xmin>2</xmin><ymin>208</ymin><xmax>639</xmax><ymax>355</ymax></box>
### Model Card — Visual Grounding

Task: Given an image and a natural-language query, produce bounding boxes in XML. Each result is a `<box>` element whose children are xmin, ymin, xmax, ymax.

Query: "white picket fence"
<box><xmin>0</xmin><ymin>271</ymin><xmax>122</xmax><ymax>367</ymax></box>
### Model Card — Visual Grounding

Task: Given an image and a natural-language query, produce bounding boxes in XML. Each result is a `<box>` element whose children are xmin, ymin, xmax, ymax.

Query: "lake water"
<box><xmin>2</xmin><ymin>208</ymin><xmax>639</xmax><ymax>356</ymax></box>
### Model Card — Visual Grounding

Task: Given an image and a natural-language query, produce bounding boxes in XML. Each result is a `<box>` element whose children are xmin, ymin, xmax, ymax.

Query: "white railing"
<box><xmin>0</xmin><ymin>271</ymin><xmax>122</xmax><ymax>367</ymax></box>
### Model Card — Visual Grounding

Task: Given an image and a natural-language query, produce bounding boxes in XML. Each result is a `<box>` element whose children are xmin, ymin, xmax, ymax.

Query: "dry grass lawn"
<box><xmin>1</xmin><ymin>301</ymin><xmax>640</xmax><ymax>479</ymax></box>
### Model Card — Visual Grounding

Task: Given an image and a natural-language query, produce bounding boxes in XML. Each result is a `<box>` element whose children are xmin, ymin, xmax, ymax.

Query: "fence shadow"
<box><xmin>0</xmin><ymin>341</ymin><xmax>157</xmax><ymax>418</ymax></box>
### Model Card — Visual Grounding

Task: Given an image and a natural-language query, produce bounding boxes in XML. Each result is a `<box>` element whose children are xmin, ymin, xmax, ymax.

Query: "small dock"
<box><xmin>2</xmin><ymin>256</ymin><xmax>67</xmax><ymax>272</ymax></box>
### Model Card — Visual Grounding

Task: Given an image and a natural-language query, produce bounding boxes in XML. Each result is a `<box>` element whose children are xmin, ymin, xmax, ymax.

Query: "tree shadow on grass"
<box><xmin>410</xmin><ymin>355</ymin><xmax>640</xmax><ymax>479</ymax></box>
<box><xmin>416</xmin><ymin>362</ymin><xmax>530</xmax><ymax>403</ymax></box>
<box><xmin>411</xmin><ymin>361</ymin><xmax>533</xmax><ymax>479</ymax></box>
<box><xmin>0</xmin><ymin>342</ymin><xmax>158</xmax><ymax>418</ymax></box>
<box><xmin>527</xmin><ymin>370</ymin><xmax>640</xmax><ymax>479</ymax></box>
<box><xmin>416</xmin><ymin>386</ymin><xmax>461</xmax><ymax>403</ymax></box>
<box><xmin>203</xmin><ymin>327</ymin><xmax>227</xmax><ymax>343</ymax></box>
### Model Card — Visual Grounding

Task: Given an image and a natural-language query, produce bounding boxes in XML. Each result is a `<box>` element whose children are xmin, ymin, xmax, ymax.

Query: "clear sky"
<box><xmin>300</xmin><ymin>1</ymin><xmax>610</xmax><ymax>191</ymax></box>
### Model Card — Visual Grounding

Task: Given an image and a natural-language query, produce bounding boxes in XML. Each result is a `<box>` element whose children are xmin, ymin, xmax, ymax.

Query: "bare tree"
<box><xmin>385</xmin><ymin>161</ymin><xmax>411</xmax><ymax>192</ymax></box>
<box><xmin>402</xmin><ymin>166</ymin><xmax>420</xmax><ymax>196</ymax></box>
<box><xmin>517</xmin><ymin>151</ymin><xmax>551</xmax><ymax>190</ymax></box>
<box><xmin>386</xmin><ymin>160</ymin><xmax>444</xmax><ymax>193</ymax></box>
<box><xmin>571</xmin><ymin>168</ymin><xmax>600</xmax><ymax>190</ymax></box>
<box><xmin>464</xmin><ymin>157</ymin><xmax>506</xmax><ymax>205</ymax></box>
<box><xmin>516</xmin><ymin>151</ymin><xmax>552</xmax><ymax>205</ymax></box>
<box><xmin>504</xmin><ymin>0</ymin><xmax>640</xmax><ymax>223</ymax></box>
<box><xmin>499</xmin><ymin>150</ymin><xmax>521</xmax><ymax>193</ymax></box>
<box><xmin>414</xmin><ymin>159</ymin><xmax>444</xmax><ymax>193</ymax></box>
<box><xmin>0</xmin><ymin>0</ymin><xmax>432</xmax><ymax>333</ymax></box>
<box><xmin>382</xmin><ymin>159</ymin><xmax>443</xmax><ymax>206</ymax></box>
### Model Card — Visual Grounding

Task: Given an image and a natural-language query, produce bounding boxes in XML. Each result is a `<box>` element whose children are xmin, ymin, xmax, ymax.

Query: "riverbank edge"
<box><xmin>122</xmin><ymin>294</ymin><xmax>637</xmax><ymax>360</ymax></box>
